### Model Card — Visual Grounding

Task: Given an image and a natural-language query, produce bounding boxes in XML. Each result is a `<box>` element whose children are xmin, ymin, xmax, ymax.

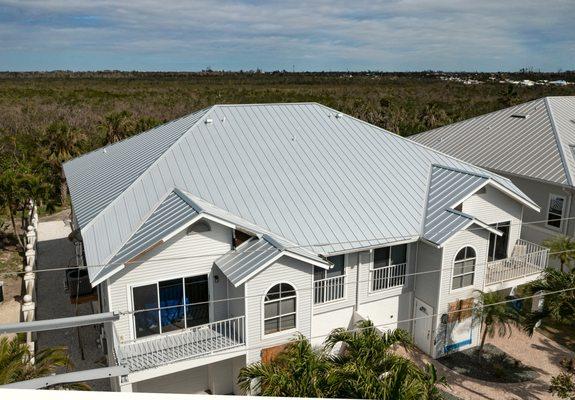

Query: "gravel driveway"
<box><xmin>404</xmin><ymin>325</ymin><xmax>574</xmax><ymax>400</ymax></box>
<box><xmin>36</xmin><ymin>214</ymin><xmax>111</xmax><ymax>391</ymax></box>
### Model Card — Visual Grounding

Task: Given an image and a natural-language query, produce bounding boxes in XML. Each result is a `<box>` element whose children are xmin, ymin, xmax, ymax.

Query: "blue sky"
<box><xmin>0</xmin><ymin>0</ymin><xmax>573</xmax><ymax>72</ymax></box>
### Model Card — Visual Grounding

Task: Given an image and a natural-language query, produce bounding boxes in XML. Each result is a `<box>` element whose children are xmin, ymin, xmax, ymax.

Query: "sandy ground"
<box><xmin>0</xmin><ymin>276</ymin><xmax>22</xmax><ymax>340</ymax></box>
<box><xmin>403</xmin><ymin>326</ymin><xmax>574</xmax><ymax>400</ymax></box>
<box><xmin>36</xmin><ymin>214</ymin><xmax>111</xmax><ymax>391</ymax></box>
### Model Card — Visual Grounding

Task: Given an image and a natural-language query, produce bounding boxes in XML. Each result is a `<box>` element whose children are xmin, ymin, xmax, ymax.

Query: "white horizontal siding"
<box><xmin>434</xmin><ymin>228</ymin><xmax>489</xmax><ymax>357</ymax></box>
<box><xmin>108</xmin><ymin>222</ymin><xmax>232</xmax><ymax>341</ymax></box>
<box><xmin>463</xmin><ymin>184</ymin><xmax>523</xmax><ymax>259</ymax></box>
<box><xmin>245</xmin><ymin>256</ymin><xmax>313</xmax><ymax>363</ymax></box>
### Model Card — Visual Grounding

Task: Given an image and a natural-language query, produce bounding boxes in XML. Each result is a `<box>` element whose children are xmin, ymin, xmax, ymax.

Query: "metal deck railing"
<box><xmin>116</xmin><ymin>315</ymin><xmax>245</xmax><ymax>372</ymax></box>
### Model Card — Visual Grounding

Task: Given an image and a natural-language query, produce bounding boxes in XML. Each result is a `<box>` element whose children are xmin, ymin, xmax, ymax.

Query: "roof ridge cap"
<box><xmin>80</xmin><ymin>106</ymin><xmax>215</xmax><ymax>233</ymax></box>
<box><xmin>544</xmin><ymin>97</ymin><xmax>574</xmax><ymax>186</ymax></box>
<box><xmin>431</xmin><ymin>163</ymin><xmax>490</xmax><ymax>179</ymax></box>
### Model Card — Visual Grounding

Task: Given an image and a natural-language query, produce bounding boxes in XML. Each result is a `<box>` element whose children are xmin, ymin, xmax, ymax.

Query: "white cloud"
<box><xmin>0</xmin><ymin>0</ymin><xmax>572</xmax><ymax>70</ymax></box>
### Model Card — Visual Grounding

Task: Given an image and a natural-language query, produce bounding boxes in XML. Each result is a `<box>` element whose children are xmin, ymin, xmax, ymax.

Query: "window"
<box><xmin>314</xmin><ymin>255</ymin><xmax>345</xmax><ymax>281</ymax></box>
<box><xmin>313</xmin><ymin>255</ymin><xmax>345</xmax><ymax>304</ymax></box>
<box><xmin>452</xmin><ymin>247</ymin><xmax>475</xmax><ymax>290</ymax></box>
<box><xmin>263</xmin><ymin>283</ymin><xmax>296</xmax><ymax>335</ymax></box>
<box><xmin>371</xmin><ymin>244</ymin><xmax>407</xmax><ymax>291</ymax></box>
<box><xmin>547</xmin><ymin>194</ymin><xmax>565</xmax><ymax>229</ymax></box>
<box><xmin>132</xmin><ymin>274</ymin><xmax>209</xmax><ymax>339</ymax></box>
<box><xmin>488</xmin><ymin>221</ymin><xmax>510</xmax><ymax>261</ymax></box>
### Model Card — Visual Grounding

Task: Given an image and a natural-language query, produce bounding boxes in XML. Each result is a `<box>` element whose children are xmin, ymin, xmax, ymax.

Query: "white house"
<box><xmin>410</xmin><ymin>96</ymin><xmax>575</xmax><ymax>248</ymax></box>
<box><xmin>63</xmin><ymin>103</ymin><xmax>548</xmax><ymax>394</ymax></box>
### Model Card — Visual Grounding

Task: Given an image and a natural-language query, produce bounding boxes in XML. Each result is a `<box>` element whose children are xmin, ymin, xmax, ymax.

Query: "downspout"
<box><xmin>411</xmin><ymin>241</ymin><xmax>420</xmax><ymax>333</ymax></box>
<box><xmin>354</xmin><ymin>252</ymin><xmax>360</xmax><ymax>313</ymax></box>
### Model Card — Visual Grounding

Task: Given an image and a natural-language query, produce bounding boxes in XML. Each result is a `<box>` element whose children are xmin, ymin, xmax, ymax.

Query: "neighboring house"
<box><xmin>63</xmin><ymin>103</ymin><xmax>548</xmax><ymax>394</ymax></box>
<box><xmin>410</xmin><ymin>96</ymin><xmax>575</xmax><ymax>248</ymax></box>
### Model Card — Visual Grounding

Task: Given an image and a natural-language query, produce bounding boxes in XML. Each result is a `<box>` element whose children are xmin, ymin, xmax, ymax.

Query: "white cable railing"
<box><xmin>314</xmin><ymin>275</ymin><xmax>345</xmax><ymax>304</ymax></box>
<box><xmin>485</xmin><ymin>239</ymin><xmax>549</xmax><ymax>286</ymax></box>
<box><xmin>370</xmin><ymin>263</ymin><xmax>407</xmax><ymax>292</ymax></box>
<box><xmin>116</xmin><ymin>315</ymin><xmax>245</xmax><ymax>372</ymax></box>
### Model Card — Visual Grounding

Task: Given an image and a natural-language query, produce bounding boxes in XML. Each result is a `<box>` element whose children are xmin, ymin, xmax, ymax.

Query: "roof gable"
<box><xmin>423</xmin><ymin>165</ymin><xmax>489</xmax><ymax>245</ymax></box>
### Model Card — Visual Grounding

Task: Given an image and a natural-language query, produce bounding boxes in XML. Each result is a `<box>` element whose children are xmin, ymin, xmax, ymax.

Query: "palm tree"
<box><xmin>0</xmin><ymin>336</ymin><xmax>89</xmax><ymax>389</ymax></box>
<box><xmin>43</xmin><ymin>120</ymin><xmax>86</xmax><ymax>206</ymax></box>
<box><xmin>100</xmin><ymin>111</ymin><xmax>134</xmax><ymax>144</ymax></box>
<box><xmin>0</xmin><ymin>164</ymin><xmax>49</xmax><ymax>250</ymax></box>
<box><xmin>473</xmin><ymin>290</ymin><xmax>520</xmax><ymax>355</ymax></box>
<box><xmin>325</xmin><ymin>321</ymin><xmax>446</xmax><ymax>400</ymax></box>
<box><xmin>523</xmin><ymin>268</ymin><xmax>575</xmax><ymax>335</ymax></box>
<box><xmin>238</xmin><ymin>334</ymin><xmax>332</xmax><ymax>397</ymax></box>
<box><xmin>543</xmin><ymin>235</ymin><xmax>575</xmax><ymax>273</ymax></box>
<box><xmin>238</xmin><ymin>321</ymin><xmax>447</xmax><ymax>399</ymax></box>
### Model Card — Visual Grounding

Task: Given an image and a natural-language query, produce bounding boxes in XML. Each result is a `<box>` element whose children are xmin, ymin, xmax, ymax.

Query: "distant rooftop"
<box><xmin>410</xmin><ymin>96</ymin><xmax>575</xmax><ymax>187</ymax></box>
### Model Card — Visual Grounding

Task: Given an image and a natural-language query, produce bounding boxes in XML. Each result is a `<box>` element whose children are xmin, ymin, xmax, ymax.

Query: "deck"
<box><xmin>485</xmin><ymin>239</ymin><xmax>549</xmax><ymax>288</ymax></box>
<box><xmin>116</xmin><ymin>316</ymin><xmax>245</xmax><ymax>372</ymax></box>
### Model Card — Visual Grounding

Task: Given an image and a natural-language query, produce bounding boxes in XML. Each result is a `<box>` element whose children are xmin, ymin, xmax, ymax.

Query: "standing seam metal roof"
<box><xmin>63</xmin><ymin>103</ymin><xmax>538</xmax><ymax>283</ymax></box>
<box><xmin>410</xmin><ymin>97</ymin><xmax>575</xmax><ymax>187</ymax></box>
<box><xmin>423</xmin><ymin>165</ymin><xmax>493</xmax><ymax>245</ymax></box>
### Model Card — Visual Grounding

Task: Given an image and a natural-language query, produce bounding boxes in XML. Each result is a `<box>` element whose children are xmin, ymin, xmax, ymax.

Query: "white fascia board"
<box><xmin>233</xmin><ymin>250</ymin><xmax>329</xmax><ymax>288</ymax></box>
<box><xmin>487</xmin><ymin>179</ymin><xmax>541</xmax><ymax>212</ymax></box>
<box><xmin>448</xmin><ymin>179</ymin><xmax>490</xmax><ymax>210</ymax></box>
<box><xmin>321</xmin><ymin>236</ymin><xmax>420</xmax><ymax>256</ymax></box>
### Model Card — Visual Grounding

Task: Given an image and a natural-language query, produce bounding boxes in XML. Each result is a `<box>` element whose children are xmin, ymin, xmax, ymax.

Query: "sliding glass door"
<box><xmin>488</xmin><ymin>221</ymin><xmax>510</xmax><ymax>261</ymax></box>
<box><xmin>132</xmin><ymin>274</ymin><xmax>210</xmax><ymax>339</ymax></box>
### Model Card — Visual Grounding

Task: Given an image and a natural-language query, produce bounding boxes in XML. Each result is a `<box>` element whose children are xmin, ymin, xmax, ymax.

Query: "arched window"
<box><xmin>452</xmin><ymin>247</ymin><xmax>476</xmax><ymax>289</ymax></box>
<box><xmin>263</xmin><ymin>283</ymin><xmax>296</xmax><ymax>335</ymax></box>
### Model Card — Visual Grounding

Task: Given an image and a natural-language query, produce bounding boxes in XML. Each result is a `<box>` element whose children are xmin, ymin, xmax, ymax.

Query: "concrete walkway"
<box><xmin>404</xmin><ymin>326</ymin><xmax>574</xmax><ymax>400</ymax></box>
<box><xmin>36</xmin><ymin>214</ymin><xmax>110</xmax><ymax>391</ymax></box>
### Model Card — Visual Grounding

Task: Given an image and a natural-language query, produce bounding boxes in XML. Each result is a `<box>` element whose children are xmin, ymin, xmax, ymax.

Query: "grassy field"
<box><xmin>1</xmin><ymin>71</ymin><xmax>574</xmax><ymax>140</ymax></box>
<box><xmin>0</xmin><ymin>71</ymin><xmax>574</xmax><ymax>213</ymax></box>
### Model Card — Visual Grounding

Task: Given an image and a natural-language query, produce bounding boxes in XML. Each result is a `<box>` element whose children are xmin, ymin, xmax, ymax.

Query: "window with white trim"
<box><xmin>452</xmin><ymin>247</ymin><xmax>475</xmax><ymax>290</ymax></box>
<box><xmin>547</xmin><ymin>194</ymin><xmax>565</xmax><ymax>229</ymax></box>
<box><xmin>313</xmin><ymin>255</ymin><xmax>345</xmax><ymax>304</ymax></box>
<box><xmin>371</xmin><ymin>244</ymin><xmax>407</xmax><ymax>291</ymax></box>
<box><xmin>263</xmin><ymin>283</ymin><xmax>296</xmax><ymax>334</ymax></box>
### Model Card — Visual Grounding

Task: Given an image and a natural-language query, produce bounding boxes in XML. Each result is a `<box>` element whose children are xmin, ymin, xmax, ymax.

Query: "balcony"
<box><xmin>370</xmin><ymin>263</ymin><xmax>407</xmax><ymax>292</ymax></box>
<box><xmin>485</xmin><ymin>239</ymin><xmax>549</xmax><ymax>288</ymax></box>
<box><xmin>115</xmin><ymin>316</ymin><xmax>245</xmax><ymax>373</ymax></box>
<box><xmin>314</xmin><ymin>275</ymin><xmax>345</xmax><ymax>304</ymax></box>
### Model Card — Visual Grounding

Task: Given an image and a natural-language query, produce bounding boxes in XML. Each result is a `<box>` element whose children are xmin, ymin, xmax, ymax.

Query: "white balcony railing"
<box><xmin>371</xmin><ymin>263</ymin><xmax>407</xmax><ymax>292</ymax></box>
<box><xmin>485</xmin><ymin>239</ymin><xmax>549</xmax><ymax>286</ymax></box>
<box><xmin>314</xmin><ymin>275</ymin><xmax>346</xmax><ymax>304</ymax></box>
<box><xmin>116</xmin><ymin>316</ymin><xmax>245</xmax><ymax>372</ymax></box>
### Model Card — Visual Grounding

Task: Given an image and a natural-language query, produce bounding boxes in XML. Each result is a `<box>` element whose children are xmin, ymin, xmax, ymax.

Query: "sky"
<box><xmin>0</xmin><ymin>0</ymin><xmax>573</xmax><ymax>72</ymax></box>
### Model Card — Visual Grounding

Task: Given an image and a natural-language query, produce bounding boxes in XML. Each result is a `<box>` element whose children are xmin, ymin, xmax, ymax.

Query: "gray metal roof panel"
<box><xmin>423</xmin><ymin>165</ymin><xmax>488</xmax><ymax>245</ymax></box>
<box><xmin>63</xmin><ymin>103</ymin><xmax>536</xmax><ymax>278</ymax></box>
<box><xmin>411</xmin><ymin>97</ymin><xmax>575</xmax><ymax>187</ymax></box>
<box><xmin>90</xmin><ymin>190</ymin><xmax>200</xmax><ymax>283</ymax></box>
<box><xmin>215</xmin><ymin>237</ymin><xmax>282</xmax><ymax>286</ymax></box>
<box><xmin>63</xmin><ymin>108</ymin><xmax>210</xmax><ymax>228</ymax></box>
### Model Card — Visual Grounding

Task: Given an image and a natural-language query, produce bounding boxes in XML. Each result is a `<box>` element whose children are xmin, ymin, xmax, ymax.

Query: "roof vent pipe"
<box><xmin>335</xmin><ymin>113</ymin><xmax>343</xmax><ymax>119</ymax></box>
